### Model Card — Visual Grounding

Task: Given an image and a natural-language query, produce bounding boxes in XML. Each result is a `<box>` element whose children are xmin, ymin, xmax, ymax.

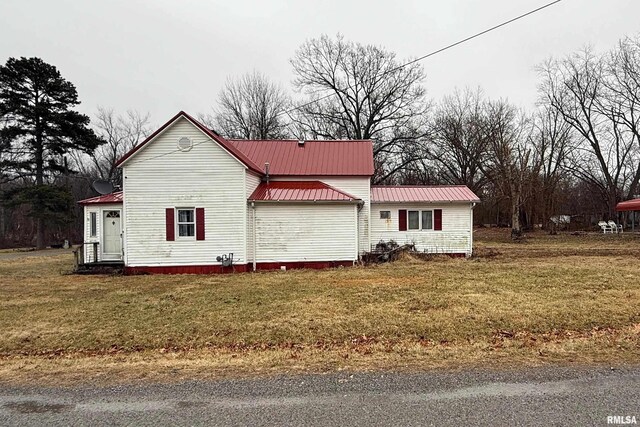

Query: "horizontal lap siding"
<box><xmin>123</xmin><ymin>117</ymin><xmax>246</xmax><ymax>267</ymax></box>
<box><xmin>371</xmin><ymin>203</ymin><xmax>473</xmax><ymax>255</ymax></box>
<box><xmin>273</xmin><ymin>176</ymin><xmax>370</xmax><ymax>254</ymax></box>
<box><xmin>246</xmin><ymin>172</ymin><xmax>262</xmax><ymax>263</ymax></box>
<box><xmin>254</xmin><ymin>204</ymin><xmax>357</xmax><ymax>263</ymax></box>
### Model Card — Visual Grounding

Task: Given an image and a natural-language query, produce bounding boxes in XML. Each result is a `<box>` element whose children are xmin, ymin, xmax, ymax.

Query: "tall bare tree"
<box><xmin>484</xmin><ymin>101</ymin><xmax>533</xmax><ymax>238</ymax></box>
<box><xmin>529</xmin><ymin>104</ymin><xmax>572</xmax><ymax>229</ymax></box>
<box><xmin>201</xmin><ymin>71</ymin><xmax>289</xmax><ymax>140</ymax></box>
<box><xmin>289</xmin><ymin>34</ymin><xmax>429</xmax><ymax>183</ymax></box>
<box><xmin>71</xmin><ymin>107</ymin><xmax>151</xmax><ymax>185</ymax></box>
<box><xmin>605</xmin><ymin>35</ymin><xmax>640</xmax><ymax>200</ymax></box>
<box><xmin>538</xmin><ymin>42</ymin><xmax>640</xmax><ymax>216</ymax></box>
<box><xmin>426</xmin><ymin>87</ymin><xmax>490</xmax><ymax>193</ymax></box>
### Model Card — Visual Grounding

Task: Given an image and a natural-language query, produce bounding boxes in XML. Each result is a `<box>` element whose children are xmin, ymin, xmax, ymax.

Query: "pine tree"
<box><xmin>0</xmin><ymin>57</ymin><xmax>103</xmax><ymax>249</ymax></box>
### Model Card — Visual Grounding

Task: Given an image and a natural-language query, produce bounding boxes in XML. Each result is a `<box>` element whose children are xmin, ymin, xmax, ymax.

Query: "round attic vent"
<box><xmin>177</xmin><ymin>136</ymin><xmax>193</xmax><ymax>151</ymax></box>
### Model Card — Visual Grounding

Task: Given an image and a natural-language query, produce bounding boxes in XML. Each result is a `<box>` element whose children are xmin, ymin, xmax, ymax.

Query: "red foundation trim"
<box><xmin>254</xmin><ymin>260</ymin><xmax>354</xmax><ymax>271</ymax></box>
<box><xmin>124</xmin><ymin>260</ymin><xmax>355</xmax><ymax>275</ymax></box>
<box><xmin>125</xmin><ymin>264</ymin><xmax>249</xmax><ymax>275</ymax></box>
<box><xmin>449</xmin><ymin>253</ymin><xmax>467</xmax><ymax>258</ymax></box>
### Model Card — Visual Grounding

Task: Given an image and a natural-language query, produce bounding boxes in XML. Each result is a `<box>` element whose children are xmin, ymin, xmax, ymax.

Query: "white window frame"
<box><xmin>380</xmin><ymin>210</ymin><xmax>391</xmax><ymax>220</ymax></box>
<box><xmin>421</xmin><ymin>210</ymin><xmax>433</xmax><ymax>230</ymax></box>
<box><xmin>407</xmin><ymin>209</ymin><xmax>434</xmax><ymax>231</ymax></box>
<box><xmin>176</xmin><ymin>208</ymin><xmax>196</xmax><ymax>239</ymax></box>
<box><xmin>90</xmin><ymin>212</ymin><xmax>97</xmax><ymax>237</ymax></box>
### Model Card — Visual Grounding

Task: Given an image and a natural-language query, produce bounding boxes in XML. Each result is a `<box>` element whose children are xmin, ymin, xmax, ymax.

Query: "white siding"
<box><xmin>245</xmin><ymin>171</ymin><xmax>262</xmax><ymax>264</ymax></box>
<box><xmin>272</xmin><ymin>176</ymin><xmax>371</xmax><ymax>254</ymax></box>
<box><xmin>123</xmin><ymin>117</ymin><xmax>247</xmax><ymax>267</ymax></box>
<box><xmin>371</xmin><ymin>203</ymin><xmax>474</xmax><ymax>255</ymax></box>
<box><xmin>254</xmin><ymin>203</ymin><xmax>358</xmax><ymax>263</ymax></box>
<box><xmin>83</xmin><ymin>203</ymin><xmax>123</xmax><ymax>262</ymax></box>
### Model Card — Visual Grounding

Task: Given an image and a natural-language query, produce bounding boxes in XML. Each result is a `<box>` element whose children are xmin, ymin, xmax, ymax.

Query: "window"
<box><xmin>90</xmin><ymin>212</ymin><xmax>97</xmax><ymax>237</ymax></box>
<box><xmin>177</xmin><ymin>208</ymin><xmax>195</xmax><ymax>237</ymax></box>
<box><xmin>408</xmin><ymin>211</ymin><xmax>420</xmax><ymax>230</ymax></box>
<box><xmin>380</xmin><ymin>211</ymin><xmax>391</xmax><ymax>220</ymax></box>
<box><xmin>421</xmin><ymin>210</ymin><xmax>433</xmax><ymax>230</ymax></box>
<box><xmin>408</xmin><ymin>210</ymin><xmax>433</xmax><ymax>231</ymax></box>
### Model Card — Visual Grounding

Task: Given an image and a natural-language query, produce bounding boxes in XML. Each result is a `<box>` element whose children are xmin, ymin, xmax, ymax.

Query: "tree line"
<box><xmin>2</xmin><ymin>34</ymin><xmax>639</xmax><ymax>247</ymax></box>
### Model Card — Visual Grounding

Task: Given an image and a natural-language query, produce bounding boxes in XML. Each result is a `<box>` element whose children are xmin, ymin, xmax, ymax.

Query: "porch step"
<box><xmin>75</xmin><ymin>262</ymin><xmax>124</xmax><ymax>275</ymax></box>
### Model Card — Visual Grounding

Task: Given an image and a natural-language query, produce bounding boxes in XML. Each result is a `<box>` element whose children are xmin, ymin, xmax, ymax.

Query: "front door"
<box><xmin>102</xmin><ymin>210</ymin><xmax>122</xmax><ymax>261</ymax></box>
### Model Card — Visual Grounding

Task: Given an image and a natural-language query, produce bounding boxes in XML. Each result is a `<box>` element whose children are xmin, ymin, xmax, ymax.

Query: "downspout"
<box><xmin>251</xmin><ymin>201</ymin><xmax>257</xmax><ymax>272</ymax></box>
<box><xmin>357</xmin><ymin>201</ymin><xmax>364</xmax><ymax>262</ymax></box>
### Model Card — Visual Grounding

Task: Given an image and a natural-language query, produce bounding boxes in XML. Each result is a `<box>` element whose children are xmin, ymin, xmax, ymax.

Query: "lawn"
<box><xmin>1</xmin><ymin>229</ymin><xmax>639</xmax><ymax>384</ymax></box>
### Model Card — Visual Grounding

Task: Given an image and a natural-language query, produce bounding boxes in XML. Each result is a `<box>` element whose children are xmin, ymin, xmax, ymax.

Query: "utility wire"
<box><xmin>280</xmin><ymin>0</ymin><xmax>563</xmax><ymax>118</ymax></box>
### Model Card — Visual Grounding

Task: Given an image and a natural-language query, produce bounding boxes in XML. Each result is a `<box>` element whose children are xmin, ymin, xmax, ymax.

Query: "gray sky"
<box><xmin>2</xmin><ymin>0</ymin><xmax>638</xmax><ymax>125</ymax></box>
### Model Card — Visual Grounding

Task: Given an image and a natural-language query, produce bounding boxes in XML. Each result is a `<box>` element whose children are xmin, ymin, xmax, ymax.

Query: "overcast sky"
<box><xmin>2</xmin><ymin>0</ymin><xmax>639</xmax><ymax>125</ymax></box>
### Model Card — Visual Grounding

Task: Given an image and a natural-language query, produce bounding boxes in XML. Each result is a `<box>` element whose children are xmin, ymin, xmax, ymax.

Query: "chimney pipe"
<box><xmin>265</xmin><ymin>162</ymin><xmax>270</xmax><ymax>185</ymax></box>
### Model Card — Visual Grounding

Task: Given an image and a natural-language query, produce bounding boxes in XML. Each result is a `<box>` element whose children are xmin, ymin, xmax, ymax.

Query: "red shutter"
<box><xmin>434</xmin><ymin>209</ymin><xmax>442</xmax><ymax>231</ymax></box>
<box><xmin>399</xmin><ymin>209</ymin><xmax>407</xmax><ymax>231</ymax></box>
<box><xmin>165</xmin><ymin>208</ymin><xmax>175</xmax><ymax>241</ymax></box>
<box><xmin>196</xmin><ymin>208</ymin><xmax>205</xmax><ymax>241</ymax></box>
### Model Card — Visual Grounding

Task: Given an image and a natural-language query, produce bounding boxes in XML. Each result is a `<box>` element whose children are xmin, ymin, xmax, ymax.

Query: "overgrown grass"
<box><xmin>0</xmin><ymin>230</ymin><xmax>639</xmax><ymax>384</ymax></box>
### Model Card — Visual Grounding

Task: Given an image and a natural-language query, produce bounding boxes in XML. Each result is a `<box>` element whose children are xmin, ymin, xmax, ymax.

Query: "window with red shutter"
<box><xmin>196</xmin><ymin>208</ymin><xmax>205</xmax><ymax>240</ymax></box>
<box><xmin>398</xmin><ymin>209</ymin><xmax>407</xmax><ymax>231</ymax></box>
<box><xmin>434</xmin><ymin>209</ymin><xmax>442</xmax><ymax>231</ymax></box>
<box><xmin>165</xmin><ymin>208</ymin><xmax>175</xmax><ymax>241</ymax></box>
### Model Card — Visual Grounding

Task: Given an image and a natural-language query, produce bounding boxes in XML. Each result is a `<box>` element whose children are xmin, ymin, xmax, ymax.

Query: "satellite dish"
<box><xmin>92</xmin><ymin>179</ymin><xmax>114</xmax><ymax>195</ymax></box>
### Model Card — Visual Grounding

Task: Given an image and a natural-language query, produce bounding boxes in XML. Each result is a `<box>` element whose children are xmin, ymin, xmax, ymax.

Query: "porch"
<box><xmin>73</xmin><ymin>242</ymin><xmax>124</xmax><ymax>274</ymax></box>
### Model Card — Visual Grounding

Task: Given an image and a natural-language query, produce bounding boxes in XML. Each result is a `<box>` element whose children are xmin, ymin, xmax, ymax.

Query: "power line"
<box><xmin>280</xmin><ymin>0</ymin><xmax>564</xmax><ymax>118</ymax></box>
<box><xmin>123</xmin><ymin>0</ymin><xmax>564</xmax><ymax>165</ymax></box>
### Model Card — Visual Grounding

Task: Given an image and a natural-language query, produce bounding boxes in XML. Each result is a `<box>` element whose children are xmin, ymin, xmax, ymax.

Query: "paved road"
<box><xmin>1</xmin><ymin>366</ymin><xmax>638</xmax><ymax>426</ymax></box>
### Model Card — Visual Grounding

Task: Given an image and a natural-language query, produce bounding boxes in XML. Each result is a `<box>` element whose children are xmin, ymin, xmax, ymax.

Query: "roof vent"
<box><xmin>177</xmin><ymin>136</ymin><xmax>193</xmax><ymax>152</ymax></box>
<box><xmin>298</xmin><ymin>139</ymin><xmax>305</xmax><ymax>147</ymax></box>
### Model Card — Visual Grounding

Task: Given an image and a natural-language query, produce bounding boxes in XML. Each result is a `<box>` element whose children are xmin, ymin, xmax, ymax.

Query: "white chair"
<box><xmin>598</xmin><ymin>221</ymin><xmax>614</xmax><ymax>233</ymax></box>
<box><xmin>608</xmin><ymin>220</ymin><xmax>623</xmax><ymax>233</ymax></box>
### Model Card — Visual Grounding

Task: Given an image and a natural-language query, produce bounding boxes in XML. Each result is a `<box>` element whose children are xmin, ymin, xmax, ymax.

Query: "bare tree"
<box><xmin>71</xmin><ymin>107</ymin><xmax>151</xmax><ymax>185</ymax></box>
<box><xmin>538</xmin><ymin>43</ymin><xmax>640</xmax><ymax>216</ymax></box>
<box><xmin>529</xmin><ymin>104</ymin><xmax>572</xmax><ymax>229</ymax></box>
<box><xmin>605</xmin><ymin>35</ymin><xmax>640</xmax><ymax>200</ymax></box>
<box><xmin>201</xmin><ymin>71</ymin><xmax>289</xmax><ymax>140</ymax></box>
<box><xmin>289</xmin><ymin>34</ymin><xmax>429</xmax><ymax>183</ymax></box>
<box><xmin>426</xmin><ymin>87</ymin><xmax>490</xmax><ymax>193</ymax></box>
<box><xmin>484</xmin><ymin>101</ymin><xmax>533</xmax><ymax>238</ymax></box>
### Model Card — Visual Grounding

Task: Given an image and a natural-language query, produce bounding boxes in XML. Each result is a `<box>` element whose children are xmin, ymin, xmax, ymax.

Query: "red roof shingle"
<box><xmin>78</xmin><ymin>191</ymin><xmax>123</xmax><ymax>205</ymax></box>
<box><xmin>616</xmin><ymin>198</ymin><xmax>640</xmax><ymax>212</ymax></box>
<box><xmin>371</xmin><ymin>186</ymin><xmax>480</xmax><ymax>203</ymax></box>
<box><xmin>249</xmin><ymin>181</ymin><xmax>360</xmax><ymax>202</ymax></box>
<box><xmin>229</xmin><ymin>139</ymin><xmax>374</xmax><ymax>176</ymax></box>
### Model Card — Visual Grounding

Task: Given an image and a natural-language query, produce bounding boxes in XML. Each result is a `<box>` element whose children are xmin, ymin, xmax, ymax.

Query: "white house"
<box><xmin>79</xmin><ymin>111</ymin><xmax>480</xmax><ymax>274</ymax></box>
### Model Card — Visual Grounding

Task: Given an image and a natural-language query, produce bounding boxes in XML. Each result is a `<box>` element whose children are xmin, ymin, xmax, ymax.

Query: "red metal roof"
<box><xmin>228</xmin><ymin>139</ymin><xmax>374</xmax><ymax>176</ymax></box>
<box><xmin>371</xmin><ymin>186</ymin><xmax>480</xmax><ymax>203</ymax></box>
<box><xmin>115</xmin><ymin>111</ymin><xmax>264</xmax><ymax>174</ymax></box>
<box><xmin>78</xmin><ymin>191</ymin><xmax>123</xmax><ymax>205</ymax></box>
<box><xmin>249</xmin><ymin>181</ymin><xmax>360</xmax><ymax>202</ymax></box>
<box><xmin>616</xmin><ymin>198</ymin><xmax>640</xmax><ymax>211</ymax></box>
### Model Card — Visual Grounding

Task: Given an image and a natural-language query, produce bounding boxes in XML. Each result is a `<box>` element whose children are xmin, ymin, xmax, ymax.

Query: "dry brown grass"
<box><xmin>1</xmin><ymin>229</ymin><xmax>639</xmax><ymax>385</ymax></box>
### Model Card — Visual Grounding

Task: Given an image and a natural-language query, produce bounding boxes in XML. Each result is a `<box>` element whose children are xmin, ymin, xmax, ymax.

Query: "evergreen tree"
<box><xmin>0</xmin><ymin>57</ymin><xmax>103</xmax><ymax>249</ymax></box>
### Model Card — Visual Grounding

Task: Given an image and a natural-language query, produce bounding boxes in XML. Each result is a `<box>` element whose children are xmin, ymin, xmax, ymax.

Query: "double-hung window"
<box><xmin>177</xmin><ymin>208</ymin><xmax>195</xmax><ymax>238</ymax></box>
<box><xmin>408</xmin><ymin>210</ymin><xmax>433</xmax><ymax>230</ymax></box>
<box><xmin>90</xmin><ymin>212</ymin><xmax>97</xmax><ymax>237</ymax></box>
<box><xmin>421</xmin><ymin>210</ymin><xmax>433</xmax><ymax>230</ymax></box>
